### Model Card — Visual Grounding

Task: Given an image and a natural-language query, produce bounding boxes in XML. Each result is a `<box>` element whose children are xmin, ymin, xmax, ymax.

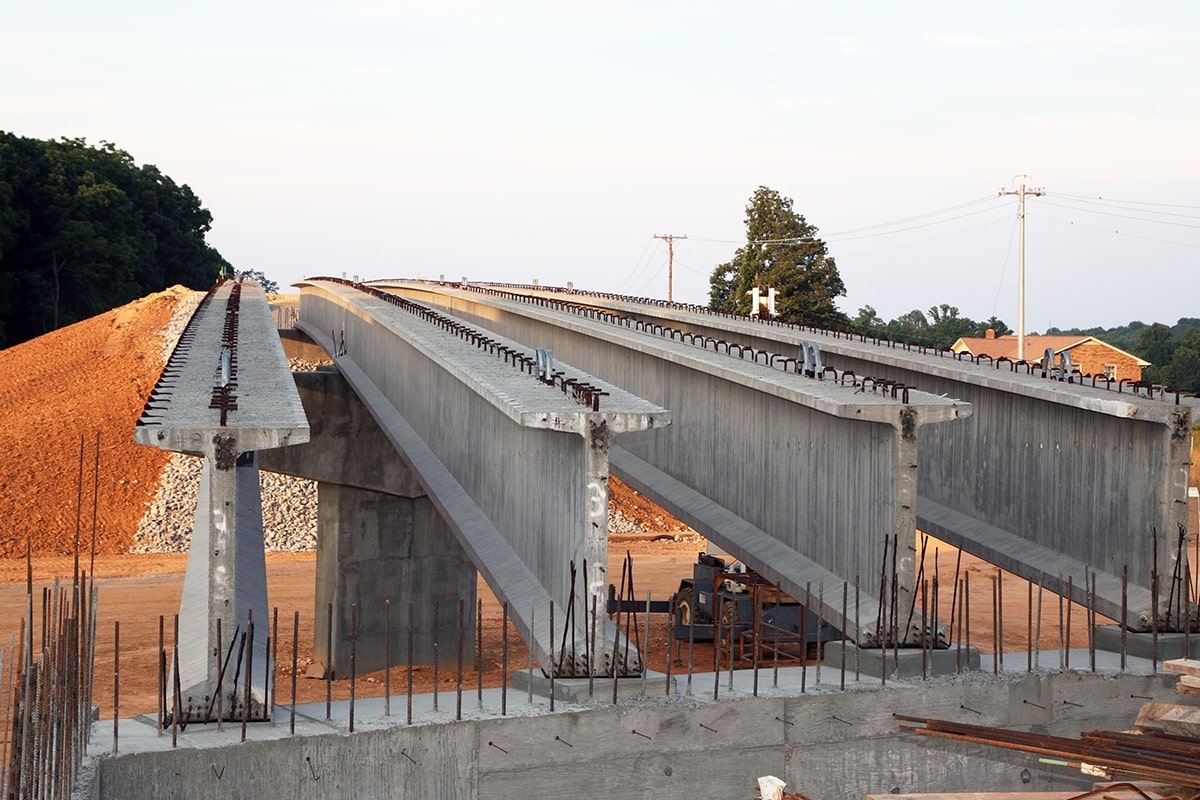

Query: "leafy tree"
<box><xmin>1138</xmin><ymin>323</ymin><xmax>1177</xmax><ymax>385</ymax></box>
<box><xmin>237</xmin><ymin>269</ymin><xmax>279</xmax><ymax>293</ymax></box>
<box><xmin>976</xmin><ymin>316</ymin><xmax>1012</xmax><ymax>337</ymax></box>
<box><xmin>0</xmin><ymin>133</ymin><xmax>231</xmax><ymax>347</ymax></box>
<box><xmin>708</xmin><ymin>186</ymin><xmax>847</xmax><ymax>327</ymax></box>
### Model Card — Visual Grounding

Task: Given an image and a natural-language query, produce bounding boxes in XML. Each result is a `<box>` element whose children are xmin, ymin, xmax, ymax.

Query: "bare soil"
<box><xmin>0</xmin><ymin>291</ymin><xmax>1194</xmax><ymax>721</ymax></box>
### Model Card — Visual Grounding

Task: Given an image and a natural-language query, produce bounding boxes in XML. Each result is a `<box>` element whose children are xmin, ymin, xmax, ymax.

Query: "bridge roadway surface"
<box><xmin>373</xmin><ymin>280</ymin><xmax>1199</xmax><ymax>630</ymax></box>
<box><xmin>295</xmin><ymin>278</ymin><xmax>971</xmax><ymax>649</ymax></box>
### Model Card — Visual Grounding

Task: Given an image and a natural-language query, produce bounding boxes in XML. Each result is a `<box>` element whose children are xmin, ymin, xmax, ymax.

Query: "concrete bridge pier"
<box><xmin>260</xmin><ymin>367</ymin><xmax>477</xmax><ymax>677</ymax></box>
<box><xmin>175</xmin><ymin>448</ymin><xmax>272</xmax><ymax>722</ymax></box>
<box><xmin>313</xmin><ymin>482</ymin><xmax>475</xmax><ymax>675</ymax></box>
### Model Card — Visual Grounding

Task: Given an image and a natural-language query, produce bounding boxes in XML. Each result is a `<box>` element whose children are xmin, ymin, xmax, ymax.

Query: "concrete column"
<box><xmin>313</xmin><ymin>482</ymin><xmax>476</xmax><ymax>675</ymax></box>
<box><xmin>175</xmin><ymin>447</ymin><xmax>271</xmax><ymax>721</ymax></box>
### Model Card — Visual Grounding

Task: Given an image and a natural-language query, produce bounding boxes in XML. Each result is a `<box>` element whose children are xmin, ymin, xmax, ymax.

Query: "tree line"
<box><xmin>709</xmin><ymin>186</ymin><xmax>1200</xmax><ymax>392</ymax></box>
<box><xmin>0</xmin><ymin>133</ymin><xmax>232</xmax><ymax>348</ymax></box>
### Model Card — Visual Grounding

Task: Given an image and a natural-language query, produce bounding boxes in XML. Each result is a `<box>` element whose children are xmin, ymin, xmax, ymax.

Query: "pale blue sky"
<box><xmin>5</xmin><ymin>1</ymin><xmax>1198</xmax><ymax>331</ymax></box>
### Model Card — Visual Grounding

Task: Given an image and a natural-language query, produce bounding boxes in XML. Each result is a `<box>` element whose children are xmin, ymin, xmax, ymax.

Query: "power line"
<box><xmin>1051</xmin><ymin>191</ymin><xmax>1200</xmax><ymax>211</ymax></box>
<box><xmin>1040</xmin><ymin>199</ymin><xmax>1200</xmax><ymax>229</ymax></box>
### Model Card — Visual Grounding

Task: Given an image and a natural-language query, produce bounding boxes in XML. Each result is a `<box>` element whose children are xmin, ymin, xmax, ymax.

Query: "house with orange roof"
<box><xmin>950</xmin><ymin>329</ymin><xmax>1149</xmax><ymax>382</ymax></box>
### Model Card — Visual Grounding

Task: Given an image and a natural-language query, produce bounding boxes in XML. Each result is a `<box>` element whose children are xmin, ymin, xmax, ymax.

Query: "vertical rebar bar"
<box><xmin>1066</xmin><ymin>574</ymin><xmax>1074</xmax><ymax>670</ymax></box>
<box><xmin>1121</xmin><ymin>566</ymin><xmax>1128</xmax><ymax>672</ymax></box>
<box><xmin>407</xmin><ymin>601</ymin><xmax>414</xmax><ymax>725</ymax></box>
<box><xmin>589</xmin><ymin>594</ymin><xmax>598</xmax><ymax>700</ymax></box>
<box><xmin>840</xmin><ymin>580</ymin><xmax>848</xmax><ymax>691</ymax></box>
<box><xmin>713</xmin><ymin>592</ymin><xmax>722</xmax><ymax>701</ymax></box>
<box><xmin>854</xmin><ymin>575</ymin><xmax>860</xmax><ymax>683</ymax></box>
<box><xmin>290</xmin><ymin>611</ymin><xmax>298</xmax><ymax>736</ymax></box>
<box><xmin>997</xmin><ymin>570</ymin><xmax>1004</xmax><ymax>671</ymax></box>
<box><xmin>965</xmin><ymin>571</ymin><xmax>971</xmax><ymax>663</ymax></box>
<box><xmin>477</xmin><ymin>597</ymin><xmax>484</xmax><ymax>709</ymax></box>
<box><xmin>325</xmin><ymin>602</ymin><xmax>332</xmax><ymax>721</ymax></box>
<box><xmin>157</xmin><ymin>615</ymin><xmax>164</xmax><ymax>734</ymax></box>
<box><xmin>112</xmin><ymin>620</ymin><xmax>119</xmax><ymax>754</ymax></box>
<box><xmin>215</xmin><ymin>616</ymin><xmax>224</xmax><ymax>731</ymax></box>
<box><xmin>528</xmin><ymin>598</ymin><xmax>534</xmax><ymax>707</ymax></box>
<box><xmin>439</xmin><ymin>599</ymin><xmax>444</xmax><ymax>714</ymax></box>
<box><xmin>270</xmin><ymin>606</ymin><xmax>278</xmax><ymax>720</ymax></box>
<box><xmin>500</xmin><ymin>601</ymin><xmax>508</xmax><ymax>717</ymax></box>
<box><xmin>1026</xmin><ymin>578</ymin><xmax>1033</xmax><ymax>674</ymax></box>
<box><xmin>349</xmin><ymin>603</ymin><xmax>357</xmax><ymax>733</ymax></box>
<box><xmin>664</xmin><ymin>593</ymin><xmax>673</xmax><ymax>696</ymax></box>
<box><xmin>172</xmin><ymin>614</ymin><xmax>180</xmax><ymax>747</ymax></box>
<box><xmin>991</xmin><ymin>575</ymin><xmax>998</xmax><ymax>676</ymax></box>
<box><xmin>385</xmin><ymin>599</ymin><xmax>391</xmax><ymax>717</ymax></box>
<box><xmin>549</xmin><ymin>600</ymin><xmax>555</xmax><ymax>712</ymax></box>
<box><xmin>456</xmin><ymin>598</ymin><xmax>464</xmax><ymax>721</ymax></box>
<box><xmin>1057</xmin><ymin>571</ymin><xmax>1065</xmax><ymax>670</ymax></box>
<box><xmin>642</xmin><ymin>591</ymin><xmax>651</xmax><ymax>697</ymax></box>
<box><xmin>1088</xmin><ymin>569</ymin><xmax>1097</xmax><ymax>673</ymax></box>
<box><xmin>242</xmin><ymin>614</ymin><xmax>253</xmax><ymax>741</ymax></box>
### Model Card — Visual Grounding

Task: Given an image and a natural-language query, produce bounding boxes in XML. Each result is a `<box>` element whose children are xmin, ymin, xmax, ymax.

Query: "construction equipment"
<box><xmin>671</xmin><ymin>553</ymin><xmax>839</xmax><ymax>656</ymax></box>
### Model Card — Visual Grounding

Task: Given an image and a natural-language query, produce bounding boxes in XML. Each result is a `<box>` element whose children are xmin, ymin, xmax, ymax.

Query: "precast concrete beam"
<box><xmin>135</xmin><ymin>279</ymin><xmax>310</xmax><ymax>721</ymax></box>
<box><xmin>419</xmin><ymin>283</ymin><xmax>1198</xmax><ymax>631</ymax></box>
<box><xmin>374</xmin><ymin>281</ymin><xmax>971</xmax><ymax>645</ymax></box>
<box><xmin>295</xmin><ymin>279</ymin><xmax>670</xmax><ymax>675</ymax></box>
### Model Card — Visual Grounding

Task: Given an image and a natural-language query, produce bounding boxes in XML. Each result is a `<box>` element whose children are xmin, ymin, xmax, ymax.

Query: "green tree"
<box><xmin>0</xmin><ymin>133</ymin><xmax>231</xmax><ymax>347</ymax></box>
<box><xmin>708</xmin><ymin>186</ymin><xmax>846</xmax><ymax>327</ymax></box>
<box><xmin>237</xmin><ymin>269</ymin><xmax>279</xmax><ymax>293</ymax></box>
<box><xmin>1138</xmin><ymin>323</ymin><xmax>1177</xmax><ymax>385</ymax></box>
<box><xmin>976</xmin><ymin>316</ymin><xmax>1012</xmax><ymax>337</ymax></box>
<box><xmin>1164</xmin><ymin>328</ymin><xmax>1200</xmax><ymax>392</ymax></box>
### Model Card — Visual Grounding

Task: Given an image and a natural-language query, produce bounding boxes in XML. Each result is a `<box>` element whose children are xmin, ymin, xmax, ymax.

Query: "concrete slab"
<box><xmin>1094</xmin><ymin>625</ymin><xmax>1200</xmax><ymax>661</ymax></box>
<box><xmin>824</xmin><ymin>641</ymin><xmax>981</xmax><ymax>679</ymax></box>
<box><xmin>508</xmin><ymin>668</ymin><xmax>677</xmax><ymax>702</ymax></box>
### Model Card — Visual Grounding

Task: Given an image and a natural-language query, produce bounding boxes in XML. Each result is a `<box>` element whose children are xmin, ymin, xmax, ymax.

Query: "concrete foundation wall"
<box><xmin>91</xmin><ymin>672</ymin><xmax>1179</xmax><ymax>799</ymax></box>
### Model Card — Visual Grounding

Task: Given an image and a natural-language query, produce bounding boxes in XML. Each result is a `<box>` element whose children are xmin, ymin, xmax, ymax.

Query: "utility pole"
<box><xmin>654</xmin><ymin>234</ymin><xmax>687</xmax><ymax>302</ymax></box>
<box><xmin>998</xmin><ymin>177</ymin><xmax>1044</xmax><ymax>361</ymax></box>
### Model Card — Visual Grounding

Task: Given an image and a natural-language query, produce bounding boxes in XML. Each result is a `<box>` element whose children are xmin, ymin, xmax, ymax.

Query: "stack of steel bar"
<box><xmin>895</xmin><ymin>714</ymin><xmax>1200</xmax><ymax>791</ymax></box>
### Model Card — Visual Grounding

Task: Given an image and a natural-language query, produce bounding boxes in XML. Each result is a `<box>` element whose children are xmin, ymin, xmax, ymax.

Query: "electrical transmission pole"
<box><xmin>654</xmin><ymin>234</ymin><xmax>687</xmax><ymax>302</ymax></box>
<box><xmin>998</xmin><ymin>177</ymin><xmax>1044</xmax><ymax>361</ymax></box>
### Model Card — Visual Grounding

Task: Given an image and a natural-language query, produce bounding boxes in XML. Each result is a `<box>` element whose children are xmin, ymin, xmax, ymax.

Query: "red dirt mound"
<box><xmin>0</xmin><ymin>289</ymin><xmax>184</xmax><ymax>558</ymax></box>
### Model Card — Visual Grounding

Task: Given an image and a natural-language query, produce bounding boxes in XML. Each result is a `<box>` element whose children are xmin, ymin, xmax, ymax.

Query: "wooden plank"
<box><xmin>1163</xmin><ymin>657</ymin><xmax>1200</xmax><ymax>676</ymax></box>
<box><xmin>1176</xmin><ymin>682</ymin><xmax>1200</xmax><ymax>696</ymax></box>
<box><xmin>1179</xmin><ymin>674</ymin><xmax>1200</xmax><ymax>689</ymax></box>
<box><xmin>1134</xmin><ymin>700</ymin><xmax>1200</xmax><ymax>738</ymax></box>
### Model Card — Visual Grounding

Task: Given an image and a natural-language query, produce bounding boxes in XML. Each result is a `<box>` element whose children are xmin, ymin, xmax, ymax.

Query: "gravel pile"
<box><xmin>131</xmin><ymin>454</ymin><xmax>319</xmax><ymax>553</ymax></box>
<box><xmin>133</xmin><ymin>297</ymin><xmax>322</xmax><ymax>553</ymax></box>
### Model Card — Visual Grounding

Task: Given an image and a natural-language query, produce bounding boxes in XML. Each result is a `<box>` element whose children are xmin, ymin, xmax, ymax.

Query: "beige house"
<box><xmin>950</xmin><ymin>330</ymin><xmax>1149</xmax><ymax>382</ymax></box>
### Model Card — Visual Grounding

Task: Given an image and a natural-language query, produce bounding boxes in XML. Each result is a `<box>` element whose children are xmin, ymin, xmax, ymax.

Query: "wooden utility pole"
<box><xmin>654</xmin><ymin>234</ymin><xmax>687</xmax><ymax>302</ymax></box>
<box><xmin>998</xmin><ymin>177</ymin><xmax>1044</xmax><ymax>361</ymax></box>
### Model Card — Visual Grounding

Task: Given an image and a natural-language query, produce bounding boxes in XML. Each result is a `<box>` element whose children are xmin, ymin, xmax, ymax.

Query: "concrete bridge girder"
<box><xmin>375</xmin><ymin>282</ymin><xmax>972</xmax><ymax>644</ymax></box>
<box><xmin>293</xmin><ymin>280</ymin><xmax>670</xmax><ymax>675</ymax></box>
<box><xmin>447</xmin><ymin>287</ymin><xmax>1198</xmax><ymax>629</ymax></box>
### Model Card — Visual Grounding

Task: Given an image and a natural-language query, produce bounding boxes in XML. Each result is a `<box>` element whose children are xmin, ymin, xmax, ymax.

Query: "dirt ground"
<box><xmin>0</xmin><ymin>289</ymin><xmax>1194</xmax><ymax>721</ymax></box>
